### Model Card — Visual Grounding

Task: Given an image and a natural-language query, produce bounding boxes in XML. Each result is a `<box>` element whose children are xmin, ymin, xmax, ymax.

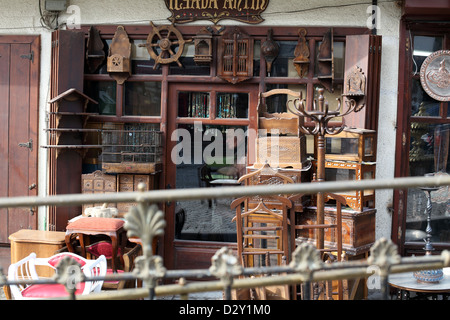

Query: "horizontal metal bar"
<box><xmin>0</xmin><ymin>175</ymin><xmax>448</xmax><ymax>209</ymax></box>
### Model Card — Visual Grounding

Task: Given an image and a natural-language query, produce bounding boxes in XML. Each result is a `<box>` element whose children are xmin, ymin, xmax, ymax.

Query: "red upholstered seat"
<box><xmin>86</xmin><ymin>241</ymin><xmax>122</xmax><ymax>259</ymax></box>
<box><xmin>48</xmin><ymin>254</ymin><xmax>86</xmax><ymax>267</ymax></box>
<box><xmin>21</xmin><ymin>283</ymin><xmax>85</xmax><ymax>298</ymax></box>
<box><xmin>105</xmin><ymin>268</ymin><xmax>125</xmax><ymax>284</ymax></box>
<box><xmin>66</xmin><ymin>217</ymin><xmax>124</xmax><ymax>231</ymax></box>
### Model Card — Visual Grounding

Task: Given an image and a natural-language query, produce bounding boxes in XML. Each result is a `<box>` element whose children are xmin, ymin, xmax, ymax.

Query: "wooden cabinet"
<box><xmin>81</xmin><ymin>170</ymin><xmax>159</xmax><ymax>217</ymax></box>
<box><xmin>9</xmin><ymin>230</ymin><xmax>67</xmax><ymax>277</ymax></box>
<box><xmin>296</xmin><ymin>207</ymin><xmax>376</xmax><ymax>256</ymax></box>
<box><xmin>318</xmin><ymin>128</ymin><xmax>377</xmax><ymax>163</ymax></box>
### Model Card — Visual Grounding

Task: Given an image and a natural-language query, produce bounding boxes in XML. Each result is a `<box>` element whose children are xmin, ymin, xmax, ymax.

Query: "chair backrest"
<box><xmin>8</xmin><ymin>252</ymin><xmax>107</xmax><ymax>299</ymax></box>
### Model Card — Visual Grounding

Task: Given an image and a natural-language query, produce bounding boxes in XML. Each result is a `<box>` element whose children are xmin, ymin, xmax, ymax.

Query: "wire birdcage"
<box><xmin>101</xmin><ymin>129</ymin><xmax>163</xmax><ymax>165</ymax></box>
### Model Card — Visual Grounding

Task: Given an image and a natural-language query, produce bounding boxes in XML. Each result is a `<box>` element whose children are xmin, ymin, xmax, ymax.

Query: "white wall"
<box><xmin>0</xmin><ymin>0</ymin><xmax>402</xmax><ymax>239</ymax></box>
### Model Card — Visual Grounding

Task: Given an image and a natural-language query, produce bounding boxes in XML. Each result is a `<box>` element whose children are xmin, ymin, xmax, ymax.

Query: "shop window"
<box><xmin>178</xmin><ymin>91</ymin><xmax>210</xmax><ymax>118</ymax></box>
<box><xmin>131</xmin><ymin>39</ymin><xmax>161</xmax><ymax>74</ymax></box>
<box><xmin>123</xmin><ymin>82</ymin><xmax>161</xmax><ymax>116</ymax></box>
<box><xmin>173</xmin><ymin>123</ymin><xmax>247</xmax><ymax>242</ymax></box>
<box><xmin>169</xmin><ymin>43</ymin><xmax>210</xmax><ymax>76</ymax></box>
<box><xmin>216</xmin><ymin>92</ymin><xmax>248</xmax><ymax>119</ymax></box>
<box><xmin>84</xmin><ymin>80</ymin><xmax>117</xmax><ymax>115</ymax></box>
<box><xmin>395</xmin><ymin>26</ymin><xmax>450</xmax><ymax>252</ymax></box>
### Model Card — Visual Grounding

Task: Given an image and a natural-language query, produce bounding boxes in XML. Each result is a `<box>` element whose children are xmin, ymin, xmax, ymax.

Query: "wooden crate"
<box><xmin>255</xmin><ymin>136</ymin><xmax>307</xmax><ymax>169</ymax></box>
<box><xmin>296</xmin><ymin>207</ymin><xmax>376</xmax><ymax>256</ymax></box>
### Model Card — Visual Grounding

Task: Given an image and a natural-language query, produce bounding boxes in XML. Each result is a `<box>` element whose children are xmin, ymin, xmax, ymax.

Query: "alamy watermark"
<box><xmin>366</xmin><ymin>5</ymin><xmax>381</xmax><ymax>30</ymax></box>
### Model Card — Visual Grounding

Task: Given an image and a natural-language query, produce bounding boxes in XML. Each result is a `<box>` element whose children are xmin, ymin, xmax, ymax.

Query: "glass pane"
<box><xmin>170</xmin><ymin>43</ymin><xmax>210</xmax><ymax>75</ymax></box>
<box><xmin>411</xmin><ymin>78</ymin><xmax>440</xmax><ymax>117</ymax></box>
<box><xmin>413</xmin><ymin>35</ymin><xmax>443</xmax><ymax>71</ymax></box>
<box><xmin>216</xmin><ymin>93</ymin><xmax>248</xmax><ymax>118</ymax></box>
<box><xmin>173</xmin><ymin>124</ymin><xmax>248</xmax><ymax>242</ymax></box>
<box><xmin>131</xmin><ymin>39</ymin><xmax>161</xmax><ymax>74</ymax></box>
<box><xmin>267</xmin><ymin>41</ymin><xmax>299</xmax><ymax>78</ymax></box>
<box><xmin>314</xmin><ymin>84</ymin><xmax>344</xmax><ymax>120</ymax></box>
<box><xmin>406</xmin><ymin>185</ymin><xmax>450</xmax><ymax>244</ymax></box>
<box><xmin>333</xmin><ymin>41</ymin><xmax>345</xmax><ymax>79</ymax></box>
<box><xmin>253</xmin><ymin>40</ymin><xmax>261</xmax><ymax>76</ymax></box>
<box><xmin>326</xmin><ymin>136</ymin><xmax>358</xmax><ymax>155</ymax></box>
<box><xmin>84</xmin><ymin>80</ymin><xmax>116</xmax><ymax>115</ymax></box>
<box><xmin>364</xmin><ymin>136</ymin><xmax>374</xmax><ymax>157</ymax></box>
<box><xmin>178</xmin><ymin>92</ymin><xmax>210</xmax><ymax>118</ymax></box>
<box><xmin>123</xmin><ymin>82</ymin><xmax>161</xmax><ymax>116</ymax></box>
<box><xmin>265</xmin><ymin>84</ymin><xmax>306</xmax><ymax>113</ymax></box>
<box><xmin>409</xmin><ymin>123</ymin><xmax>450</xmax><ymax>176</ymax></box>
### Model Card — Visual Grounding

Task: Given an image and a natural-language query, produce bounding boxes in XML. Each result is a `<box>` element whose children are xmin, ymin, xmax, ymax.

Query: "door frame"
<box><xmin>0</xmin><ymin>35</ymin><xmax>40</xmax><ymax>244</ymax></box>
<box><xmin>163</xmin><ymin>81</ymin><xmax>258</xmax><ymax>270</ymax></box>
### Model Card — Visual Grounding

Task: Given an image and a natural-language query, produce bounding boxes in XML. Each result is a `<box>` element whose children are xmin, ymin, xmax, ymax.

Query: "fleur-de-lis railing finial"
<box><xmin>209</xmin><ymin>247</ymin><xmax>243</xmax><ymax>300</ymax></box>
<box><xmin>367</xmin><ymin>238</ymin><xmax>401</xmax><ymax>300</ymax></box>
<box><xmin>124</xmin><ymin>183</ymin><xmax>167</xmax><ymax>299</ymax></box>
<box><xmin>289</xmin><ymin>242</ymin><xmax>323</xmax><ymax>272</ymax></box>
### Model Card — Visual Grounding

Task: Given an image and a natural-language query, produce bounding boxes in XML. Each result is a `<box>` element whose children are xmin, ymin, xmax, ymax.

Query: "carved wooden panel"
<box><xmin>217</xmin><ymin>27</ymin><xmax>254</xmax><ymax>84</ymax></box>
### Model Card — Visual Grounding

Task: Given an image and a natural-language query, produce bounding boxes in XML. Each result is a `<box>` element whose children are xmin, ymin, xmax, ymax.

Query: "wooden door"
<box><xmin>0</xmin><ymin>36</ymin><xmax>40</xmax><ymax>244</ymax></box>
<box><xmin>164</xmin><ymin>82</ymin><xmax>258</xmax><ymax>270</ymax></box>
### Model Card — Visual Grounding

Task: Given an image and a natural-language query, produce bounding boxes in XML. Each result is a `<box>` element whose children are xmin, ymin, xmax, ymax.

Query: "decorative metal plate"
<box><xmin>420</xmin><ymin>50</ymin><xmax>450</xmax><ymax>102</ymax></box>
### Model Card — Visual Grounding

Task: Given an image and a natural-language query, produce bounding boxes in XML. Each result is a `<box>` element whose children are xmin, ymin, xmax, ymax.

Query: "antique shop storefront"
<box><xmin>47</xmin><ymin>22</ymin><xmax>380</xmax><ymax>269</ymax></box>
<box><xmin>0</xmin><ymin>0</ymin><xmax>448</xmax><ymax>274</ymax></box>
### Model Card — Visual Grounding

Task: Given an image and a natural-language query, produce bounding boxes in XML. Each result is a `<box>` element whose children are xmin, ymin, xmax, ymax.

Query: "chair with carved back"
<box><xmin>85</xmin><ymin>240</ymin><xmax>142</xmax><ymax>290</ymax></box>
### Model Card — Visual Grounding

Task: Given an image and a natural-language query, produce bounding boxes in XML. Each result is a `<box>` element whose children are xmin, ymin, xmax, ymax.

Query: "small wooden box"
<box><xmin>255</xmin><ymin>136</ymin><xmax>307</xmax><ymax>169</ymax></box>
<box><xmin>296</xmin><ymin>207</ymin><xmax>376</xmax><ymax>256</ymax></box>
<box><xmin>107</xmin><ymin>54</ymin><xmax>131</xmax><ymax>73</ymax></box>
<box><xmin>317</xmin><ymin>128</ymin><xmax>377</xmax><ymax>162</ymax></box>
<box><xmin>82</xmin><ymin>170</ymin><xmax>117</xmax><ymax>213</ymax></box>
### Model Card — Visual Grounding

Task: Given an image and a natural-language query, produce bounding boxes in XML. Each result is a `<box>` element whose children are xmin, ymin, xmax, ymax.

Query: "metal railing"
<box><xmin>1</xmin><ymin>174</ymin><xmax>450</xmax><ymax>300</ymax></box>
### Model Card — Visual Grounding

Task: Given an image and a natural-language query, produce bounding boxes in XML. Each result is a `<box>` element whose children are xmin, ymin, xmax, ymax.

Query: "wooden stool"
<box><xmin>65</xmin><ymin>217</ymin><xmax>127</xmax><ymax>272</ymax></box>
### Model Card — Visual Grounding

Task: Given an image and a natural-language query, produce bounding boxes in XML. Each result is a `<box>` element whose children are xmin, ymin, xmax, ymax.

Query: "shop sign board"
<box><xmin>164</xmin><ymin>0</ymin><xmax>269</xmax><ymax>24</ymax></box>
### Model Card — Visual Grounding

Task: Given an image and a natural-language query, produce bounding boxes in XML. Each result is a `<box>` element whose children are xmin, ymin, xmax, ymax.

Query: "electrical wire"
<box><xmin>39</xmin><ymin>0</ymin><xmax>60</xmax><ymax>30</ymax></box>
<box><xmin>0</xmin><ymin>0</ymin><xmax>400</xmax><ymax>31</ymax></box>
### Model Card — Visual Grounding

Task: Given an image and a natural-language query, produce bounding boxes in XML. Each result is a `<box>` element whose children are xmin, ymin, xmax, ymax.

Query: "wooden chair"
<box><xmin>65</xmin><ymin>217</ymin><xmax>127</xmax><ymax>273</ymax></box>
<box><xmin>231</xmin><ymin>195</ymin><xmax>293</xmax><ymax>268</ymax></box>
<box><xmin>85</xmin><ymin>241</ymin><xmax>142</xmax><ymax>290</ymax></box>
<box><xmin>295</xmin><ymin>192</ymin><xmax>346</xmax><ymax>299</ymax></box>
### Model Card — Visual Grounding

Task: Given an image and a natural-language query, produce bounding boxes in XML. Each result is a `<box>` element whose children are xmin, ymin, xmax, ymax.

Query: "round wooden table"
<box><xmin>389</xmin><ymin>268</ymin><xmax>450</xmax><ymax>300</ymax></box>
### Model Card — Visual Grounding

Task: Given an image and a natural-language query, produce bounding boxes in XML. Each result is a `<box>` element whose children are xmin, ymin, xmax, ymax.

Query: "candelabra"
<box><xmin>288</xmin><ymin>88</ymin><xmax>362</xmax><ymax>250</ymax></box>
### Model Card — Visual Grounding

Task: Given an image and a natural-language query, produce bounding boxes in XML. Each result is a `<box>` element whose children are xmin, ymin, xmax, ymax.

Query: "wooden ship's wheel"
<box><xmin>140</xmin><ymin>22</ymin><xmax>190</xmax><ymax>69</ymax></box>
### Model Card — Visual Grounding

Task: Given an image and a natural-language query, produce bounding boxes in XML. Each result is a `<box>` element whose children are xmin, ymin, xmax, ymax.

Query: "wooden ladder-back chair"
<box><xmin>238</xmin><ymin>164</ymin><xmax>305</xmax><ymax>251</ymax></box>
<box><xmin>295</xmin><ymin>191</ymin><xmax>346</xmax><ymax>300</ymax></box>
<box><xmin>231</xmin><ymin>195</ymin><xmax>293</xmax><ymax>268</ymax></box>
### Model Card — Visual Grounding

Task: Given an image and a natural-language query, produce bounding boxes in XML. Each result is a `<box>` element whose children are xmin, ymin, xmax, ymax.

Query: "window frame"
<box><xmin>393</xmin><ymin>20</ymin><xmax>450</xmax><ymax>256</ymax></box>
